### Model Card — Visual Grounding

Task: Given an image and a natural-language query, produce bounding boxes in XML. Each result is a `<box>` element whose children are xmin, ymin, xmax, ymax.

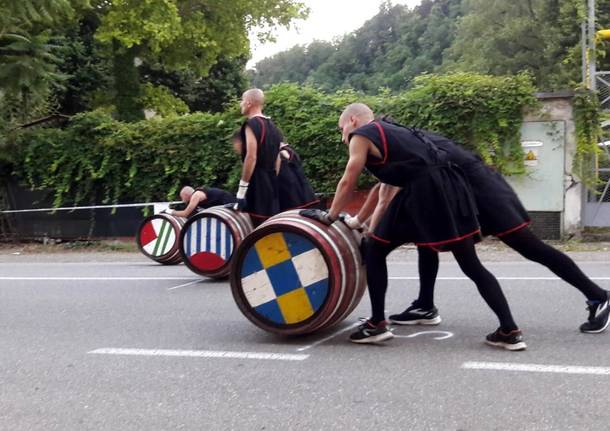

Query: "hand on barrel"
<box><xmin>223</xmin><ymin>200</ymin><xmax>246</xmax><ymax>211</ymax></box>
<box><xmin>227</xmin><ymin>179</ymin><xmax>249</xmax><ymax>212</ymax></box>
<box><xmin>299</xmin><ymin>209</ymin><xmax>337</xmax><ymax>225</ymax></box>
<box><xmin>340</xmin><ymin>214</ymin><xmax>362</xmax><ymax>229</ymax></box>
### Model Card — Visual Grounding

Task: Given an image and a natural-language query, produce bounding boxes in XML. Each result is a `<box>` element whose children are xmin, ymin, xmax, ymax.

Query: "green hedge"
<box><xmin>8</xmin><ymin>73</ymin><xmax>539</xmax><ymax>206</ymax></box>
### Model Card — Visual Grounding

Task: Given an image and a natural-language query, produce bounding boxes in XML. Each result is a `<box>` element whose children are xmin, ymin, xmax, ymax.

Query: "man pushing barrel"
<box><xmin>168</xmin><ymin>185</ymin><xmax>236</xmax><ymax>218</ymax></box>
<box><xmin>301</xmin><ymin>103</ymin><xmax>524</xmax><ymax>349</ymax></box>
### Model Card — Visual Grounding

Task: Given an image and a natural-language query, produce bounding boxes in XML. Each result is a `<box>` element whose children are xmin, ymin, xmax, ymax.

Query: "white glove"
<box><xmin>343</xmin><ymin>214</ymin><xmax>362</xmax><ymax>229</ymax></box>
<box><xmin>236</xmin><ymin>180</ymin><xmax>249</xmax><ymax>200</ymax></box>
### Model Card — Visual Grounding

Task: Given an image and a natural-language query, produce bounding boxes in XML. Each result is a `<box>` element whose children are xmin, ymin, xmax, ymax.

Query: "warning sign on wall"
<box><xmin>522</xmin><ymin>141</ymin><xmax>543</xmax><ymax>167</ymax></box>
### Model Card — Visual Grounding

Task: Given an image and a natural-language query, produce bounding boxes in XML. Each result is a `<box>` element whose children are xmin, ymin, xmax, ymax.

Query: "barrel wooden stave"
<box><xmin>179</xmin><ymin>206</ymin><xmax>253</xmax><ymax>278</ymax></box>
<box><xmin>136</xmin><ymin>213</ymin><xmax>185</xmax><ymax>265</ymax></box>
<box><xmin>230</xmin><ymin>210</ymin><xmax>365</xmax><ymax>336</ymax></box>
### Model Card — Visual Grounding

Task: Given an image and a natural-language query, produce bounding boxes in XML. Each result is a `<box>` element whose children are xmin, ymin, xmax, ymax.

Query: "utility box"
<box><xmin>505</xmin><ymin>92</ymin><xmax>580</xmax><ymax>239</ymax></box>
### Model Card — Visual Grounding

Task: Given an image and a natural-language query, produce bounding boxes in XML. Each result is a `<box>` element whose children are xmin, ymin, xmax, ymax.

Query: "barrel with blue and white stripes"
<box><xmin>136</xmin><ymin>213</ymin><xmax>186</xmax><ymax>265</ymax></box>
<box><xmin>230</xmin><ymin>210</ymin><xmax>366</xmax><ymax>336</ymax></box>
<box><xmin>179</xmin><ymin>206</ymin><xmax>253</xmax><ymax>278</ymax></box>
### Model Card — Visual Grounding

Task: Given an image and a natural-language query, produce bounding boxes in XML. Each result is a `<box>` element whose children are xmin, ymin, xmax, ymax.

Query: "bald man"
<box><xmin>349</xmin><ymin>116</ymin><xmax>610</xmax><ymax>336</ymax></box>
<box><xmin>168</xmin><ymin>185</ymin><xmax>236</xmax><ymax>218</ymax></box>
<box><xmin>233</xmin><ymin>89</ymin><xmax>282</xmax><ymax>224</ymax></box>
<box><xmin>301</xmin><ymin>103</ymin><xmax>524</xmax><ymax>349</ymax></box>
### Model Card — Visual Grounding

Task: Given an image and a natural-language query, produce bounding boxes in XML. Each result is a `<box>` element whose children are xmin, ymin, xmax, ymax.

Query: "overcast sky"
<box><xmin>248</xmin><ymin>0</ymin><xmax>422</xmax><ymax>68</ymax></box>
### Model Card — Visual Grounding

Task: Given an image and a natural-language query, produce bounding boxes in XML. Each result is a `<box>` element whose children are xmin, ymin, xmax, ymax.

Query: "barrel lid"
<box><xmin>181</xmin><ymin>212</ymin><xmax>235</xmax><ymax>272</ymax></box>
<box><xmin>236</xmin><ymin>230</ymin><xmax>330</xmax><ymax>326</ymax></box>
<box><xmin>137</xmin><ymin>215</ymin><xmax>177</xmax><ymax>258</ymax></box>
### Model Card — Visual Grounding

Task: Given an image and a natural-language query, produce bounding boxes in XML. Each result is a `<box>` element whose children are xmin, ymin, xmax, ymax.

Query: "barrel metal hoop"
<box><xmin>330</xmin><ymin>222</ymin><xmax>364</xmax><ymax>320</ymax></box>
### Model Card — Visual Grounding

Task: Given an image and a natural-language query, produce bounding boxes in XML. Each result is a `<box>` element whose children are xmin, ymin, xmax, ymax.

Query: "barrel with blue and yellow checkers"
<box><xmin>179</xmin><ymin>206</ymin><xmax>253</xmax><ymax>278</ymax></box>
<box><xmin>136</xmin><ymin>213</ymin><xmax>186</xmax><ymax>265</ymax></box>
<box><xmin>230</xmin><ymin>210</ymin><xmax>366</xmax><ymax>336</ymax></box>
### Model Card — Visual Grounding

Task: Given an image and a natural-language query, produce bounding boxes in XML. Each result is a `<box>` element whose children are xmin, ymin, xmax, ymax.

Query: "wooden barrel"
<box><xmin>179</xmin><ymin>206</ymin><xmax>253</xmax><ymax>278</ymax></box>
<box><xmin>230</xmin><ymin>210</ymin><xmax>366</xmax><ymax>336</ymax></box>
<box><xmin>136</xmin><ymin>213</ymin><xmax>185</xmax><ymax>265</ymax></box>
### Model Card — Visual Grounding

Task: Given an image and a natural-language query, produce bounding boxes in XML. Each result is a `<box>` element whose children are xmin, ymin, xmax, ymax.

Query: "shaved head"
<box><xmin>338</xmin><ymin>103</ymin><xmax>375</xmax><ymax>145</ymax></box>
<box><xmin>240</xmin><ymin>88</ymin><xmax>265</xmax><ymax>116</ymax></box>
<box><xmin>242</xmin><ymin>88</ymin><xmax>265</xmax><ymax>107</ymax></box>
<box><xmin>340</xmin><ymin>103</ymin><xmax>375</xmax><ymax>124</ymax></box>
<box><xmin>180</xmin><ymin>186</ymin><xmax>194</xmax><ymax>202</ymax></box>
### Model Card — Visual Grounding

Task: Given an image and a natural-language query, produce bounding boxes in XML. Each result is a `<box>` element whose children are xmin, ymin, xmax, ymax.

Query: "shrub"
<box><xmin>8</xmin><ymin>73</ymin><xmax>540</xmax><ymax>205</ymax></box>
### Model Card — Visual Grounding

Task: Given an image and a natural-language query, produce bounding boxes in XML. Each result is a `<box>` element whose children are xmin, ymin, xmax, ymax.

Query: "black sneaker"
<box><xmin>349</xmin><ymin>319</ymin><xmax>394</xmax><ymax>344</ymax></box>
<box><xmin>485</xmin><ymin>328</ymin><xmax>527</xmax><ymax>351</ymax></box>
<box><xmin>580</xmin><ymin>292</ymin><xmax>610</xmax><ymax>334</ymax></box>
<box><xmin>389</xmin><ymin>303</ymin><xmax>442</xmax><ymax>326</ymax></box>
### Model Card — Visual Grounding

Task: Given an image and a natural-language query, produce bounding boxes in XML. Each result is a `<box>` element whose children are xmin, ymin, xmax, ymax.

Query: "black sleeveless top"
<box><xmin>350</xmin><ymin>121</ymin><xmax>480</xmax><ymax>249</ymax></box>
<box><xmin>239</xmin><ymin>117</ymin><xmax>281</xmax><ymax>219</ymax></box>
<box><xmin>277</xmin><ymin>145</ymin><xmax>319</xmax><ymax>210</ymax></box>
<box><xmin>195</xmin><ymin>187</ymin><xmax>236</xmax><ymax>208</ymax></box>
<box><xmin>414</xmin><ymin>130</ymin><xmax>529</xmax><ymax>237</ymax></box>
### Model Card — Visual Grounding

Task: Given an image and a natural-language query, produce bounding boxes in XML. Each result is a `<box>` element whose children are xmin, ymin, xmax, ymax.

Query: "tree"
<box><xmin>0</xmin><ymin>0</ymin><xmax>90</xmax><ymax>122</ymax></box>
<box><xmin>444</xmin><ymin>0</ymin><xmax>610</xmax><ymax>91</ymax></box>
<box><xmin>249</xmin><ymin>0</ymin><xmax>464</xmax><ymax>93</ymax></box>
<box><xmin>140</xmin><ymin>55</ymin><xmax>249</xmax><ymax>113</ymax></box>
<box><xmin>93</xmin><ymin>0</ymin><xmax>308</xmax><ymax>121</ymax></box>
<box><xmin>53</xmin><ymin>11</ymin><xmax>113</xmax><ymax>115</ymax></box>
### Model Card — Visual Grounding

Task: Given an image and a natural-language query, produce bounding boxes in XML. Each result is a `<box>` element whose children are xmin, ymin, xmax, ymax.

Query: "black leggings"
<box><xmin>364</xmin><ymin>236</ymin><xmax>518</xmax><ymax>332</ymax></box>
<box><xmin>416</xmin><ymin>227</ymin><xmax>607</xmax><ymax>309</ymax></box>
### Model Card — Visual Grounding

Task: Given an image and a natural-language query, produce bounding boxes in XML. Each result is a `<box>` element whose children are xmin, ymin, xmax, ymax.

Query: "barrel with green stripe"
<box><xmin>136</xmin><ymin>213</ymin><xmax>186</xmax><ymax>265</ymax></box>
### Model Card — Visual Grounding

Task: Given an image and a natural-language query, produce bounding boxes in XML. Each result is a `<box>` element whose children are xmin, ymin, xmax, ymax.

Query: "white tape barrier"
<box><xmin>0</xmin><ymin>201</ymin><xmax>183</xmax><ymax>215</ymax></box>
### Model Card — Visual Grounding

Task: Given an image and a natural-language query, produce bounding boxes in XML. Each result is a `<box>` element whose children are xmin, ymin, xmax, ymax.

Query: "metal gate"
<box><xmin>597</xmin><ymin>72</ymin><xmax>610</xmax><ymax>110</ymax></box>
<box><xmin>583</xmin><ymin>72</ymin><xmax>610</xmax><ymax>226</ymax></box>
<box><xmin>584</xmin><ymin>137</ymin><xmax>610</xmax><ymax>226</ymax></box>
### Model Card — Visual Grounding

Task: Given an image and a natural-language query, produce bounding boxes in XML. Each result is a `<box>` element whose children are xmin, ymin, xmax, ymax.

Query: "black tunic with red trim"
<box><xmin>240</xmin><ymin>116</ymin><xmax>281</xmax><ymax>219</ymax></box>
<box><xmin>422</xmin><ymin>130</ymin><xmax>530</xmax><ymax>237</ymax></box>
<box><xmin>350</xmin><ymin>121</ymin><xmax>480</xmax><ymax>250</ymax></box>
<box><xmin>277</xmin><ymin>145</ymin><xmax>320</xmax><ymax>211</ymax></box>
<box><xmin>194</xmin><ymin>186</ymin><xmax>236</xmax><ymax>209</ymax></box>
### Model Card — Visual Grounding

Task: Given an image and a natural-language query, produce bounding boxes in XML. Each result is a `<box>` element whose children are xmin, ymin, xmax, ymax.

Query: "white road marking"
<box><xmin>389</xmin><ymin>276</ymin><xmax>610</xmax><ymax>281</ymax></box>
<box><xmin>394</xmin><ymin>330</ymin><xmax>454</xmax><ymax>340</ymax></box>
<box><xmin>462</xmin><ymin>361</ymin><xmax>610</xmax><ymax>376</ymax></box>
<box><xmin>296</xmin><ymin>322</ymin><xmax>360</xmax><ymax>352</ymax></box>
<box><xmin>0</xmin><ymin>277</ymin><xmax>196</xmax><ymax>281</ymax></box>
<box><xmin>89</xmin><ymin>348</ymin><xmax>309</xmax><ymax>362</ymax></box>
<box><xmin>167</xmin><ymin>279</ymin><xmax>202</xmax><ymax>291</ymax></box>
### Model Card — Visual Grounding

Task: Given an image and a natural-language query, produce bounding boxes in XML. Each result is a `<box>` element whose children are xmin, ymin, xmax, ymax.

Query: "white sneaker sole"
<box><xmin>485</xmin><ymin>340</ymin><xmax>527</xmax><ymax>351</ymax></box>
<box><xmin>389</xmin><ymin>316</ymin><xmax>442</xmax><ymax>326</ymax></box>
<box><xmin>350</xmin><ymin>331</ymin><xmax>395</xmax><ymax>344</ymax></box>
<box><xmin>580</xmin><ymin>315</ymin><xmax>610</xmax><ymax>334</ymax></box>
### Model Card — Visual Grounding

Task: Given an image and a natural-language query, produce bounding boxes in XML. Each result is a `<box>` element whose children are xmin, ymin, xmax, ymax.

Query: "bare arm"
<box><xmin>172</xmin><ymin>191</ymin><xmax>206</xmax><ymax>218</ymax></box>
<box><xmin>368</xmin><ymin>183</ymin><xmax>401</xmax><ymax>232</ymax></box>
<box><xmin>241</xmin><ymin>126</ymin><xmax>258</xmax><ymax>182</ymax></box>
<box><xmin>328</xmin><ymin>135</ymin><xmax>370</xmax><ymax>220</ymax></box>
<box><xmin>355</xmin><ymin>182</ymin><xmax>381</xmax><ymax>224</ymax></box>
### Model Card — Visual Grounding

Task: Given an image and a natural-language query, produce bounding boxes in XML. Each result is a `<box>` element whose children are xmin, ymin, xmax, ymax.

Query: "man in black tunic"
<box><xmin>277</xmin><ymin>142</ymin><xmax>320</xmax><ymax>211</ymax></box>
<box><xmin>355</xmin><ymin>123</ymin><xmax>610</xmax><ymax>335</ymax></box>
<box><xmin>169</xmin><ymin>185</ymin><xmax>236</xmax><ymax>218</ymax></box>
<box><xmin>301</xmin><ymin>103</ymin><xmax>525</xmax><ymax>350</ymax></box>
<box><xmin>234</xmin><ymin>88</ymin><xmax>282</xmax><ymax>224</ymax></box>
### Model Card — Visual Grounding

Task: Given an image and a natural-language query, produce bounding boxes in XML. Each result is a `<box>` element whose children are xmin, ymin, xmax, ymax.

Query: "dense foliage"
<box><xmin>251</xmin><ymin>0</ymin><xmax>463</xmax><ymax>92</ymax></box>
<box><xmin>573</xmin><ymin>89</ymin><xmax>603</xmax><ymax>187</ymax></box>
<box><xmin>6</xmin><ymin>73</ymin><xmax>538</xmax><ymax>205</ymax></box>
<box><xmin>0</xmin><ymin>0</ymin><xmax>308</xmax><ymax>127</ymax></box>
<box><xmin>251</xmin><ymin>0</ymin><xmax>610</xmax><ymax>93</ymax></box>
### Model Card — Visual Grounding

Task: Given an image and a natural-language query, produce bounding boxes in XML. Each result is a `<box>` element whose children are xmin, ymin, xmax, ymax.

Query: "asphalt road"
<box><xmin>1</xmin><ymin>249</ymin><xmax>610</xmax><ymax>430</ymax></box>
